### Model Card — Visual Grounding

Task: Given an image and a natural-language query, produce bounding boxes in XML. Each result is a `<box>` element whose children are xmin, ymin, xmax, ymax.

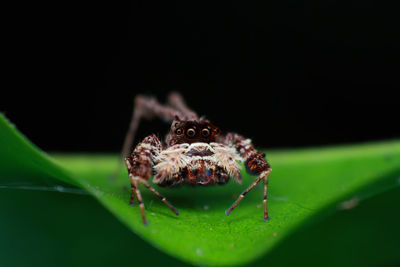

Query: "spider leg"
<box><xmin>125</xmin><ymin>134</ymin><xmax>163</xmax><ymax>225</ymax></box>
<box><xmin>225</xmin><ymin>169</ymin><xmax>271</xmax><ymax>219</ymax></box>
<box><xmin>167</xmin><ymin>91</ymin><xmax>198</xmax><ymax>120</ymax></box>
<box><xmin>263</xmin><ymin>172</ymin><xmax>270</xmax><ymax>221</ymax></box>
<box><xmin>129</xmin><ymin>181</ymin><xmax>135</xmax><ymax>205</ymax></box>
<box><xmin>129</xmin><ymin>174</ymin><xmax>148</xmax><ymax>225</ymax></box>
<box><xmin>222</xmin><ymin>132</ymin><xmax>272</xmax><ymax>221</ymax></box>
<box><xmin>120</xmin><ymin>94</ymin><xmax>187</xmax><ymax>160</ymax></box>
<box><xmin>130</xmin><ymin>174</ymin><xmax>179</xmax><ymax>216</ymax></box>
<box><xmin>111</xmin><ymin>93</ymin><xmax>188</xmax><ymax>179</ymax></box>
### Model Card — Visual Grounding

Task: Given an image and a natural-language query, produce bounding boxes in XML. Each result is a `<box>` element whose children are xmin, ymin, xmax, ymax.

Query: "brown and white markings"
<box><xmin>120</xmin><ymin>92</ymin><xmax>272</xmax><ymax>224</ymax></box>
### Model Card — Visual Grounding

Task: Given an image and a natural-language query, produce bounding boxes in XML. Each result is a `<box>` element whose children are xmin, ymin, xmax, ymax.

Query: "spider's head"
<box><xmin>166</xmin><ymin>116</ymin><xmax>221</xmax><ymax>146</ymax></box>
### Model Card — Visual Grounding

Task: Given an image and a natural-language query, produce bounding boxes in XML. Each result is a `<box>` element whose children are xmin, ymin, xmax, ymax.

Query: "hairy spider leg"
<box><xmin>263</xmin><ymin>173</ymin><xmax>270</xmax><ymax>221</ymax></box>
<box><xmin>225</xmin><ymin>169</ymin><xmax>271</xmax><ymax>220</ymax></box>
<box><xmin>129</xmin><ymin>181</ymin><xmax>135</xmax><ymax>205</ymax></box>
<box><xmin>121</xmin><ymin>95</ymin><xmax>180</xmax><ymax>159</ymax></box>
<box><xmin>129</xmin><ymin>175</ymin><xmax>148</xmax><ymax>225</ymax></box>
<box><xmin>111</xmin><ymin>92</ymin><xmax>197</xmax><ymax>179</ymax></box>
<box><xmin>221</xmin><ymin>132</ymin><xmax>272</xmax><ymax>221</ymax></box>
<box><xmin>167</xmin><ymin>92</ymin><xmax>198</xmax><ymax>120</ymax></box>
<box><xmin>125</xmin><ymin>134</ymin><xmax>178</xmax><ymax>225</ymax></box>
<box><xmin>131</xmin><ymin>174</ymin><xmax>179</xmax><ymax>216</ymax></box>
<box><xmin>122</xmin><ymin>92</ymin><xmax>198</xmax><ymax>159</ymax></box>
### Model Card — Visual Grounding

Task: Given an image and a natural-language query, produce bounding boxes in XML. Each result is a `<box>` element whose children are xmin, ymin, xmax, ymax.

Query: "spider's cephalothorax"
<box><xmin>120</xmin><ymin>92</ymin><xmax>271</xmax><ymax>225</ymax></box>
<box><xmin>166</xmin><ymin>116</ymin><xmax>220</xmax><ymax>145</ymax></box>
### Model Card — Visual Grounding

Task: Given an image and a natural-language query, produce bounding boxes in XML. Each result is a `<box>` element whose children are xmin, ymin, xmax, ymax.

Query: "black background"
<box><xmin>2</xmin><ymin>1</ymin><xmax>399</xmax><ymax>153</ymax></box>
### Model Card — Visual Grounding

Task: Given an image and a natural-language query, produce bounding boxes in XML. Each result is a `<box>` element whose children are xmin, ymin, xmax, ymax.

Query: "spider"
<box><xmin>120</xmin><ymin>92</ymin><xmax>272</xmax><ymax>225</ymax></box>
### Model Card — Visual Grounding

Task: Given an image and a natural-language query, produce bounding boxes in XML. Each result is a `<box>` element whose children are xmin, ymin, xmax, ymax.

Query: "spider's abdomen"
<box><xmin>152</xmin><ymin>142</ymin><xmax>243</xmax><ymax>187</ymax></box>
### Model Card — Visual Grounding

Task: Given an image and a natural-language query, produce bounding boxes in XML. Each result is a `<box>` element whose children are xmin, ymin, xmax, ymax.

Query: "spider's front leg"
<box><xmin>125</xmin><ymin>134</ymin><xmax>179</xmax><ymax>225</ymax></box>
<box><xmin>222</xmin><ymin>133</ymin><xmax>272</xmax><ymax>221</ymax></box>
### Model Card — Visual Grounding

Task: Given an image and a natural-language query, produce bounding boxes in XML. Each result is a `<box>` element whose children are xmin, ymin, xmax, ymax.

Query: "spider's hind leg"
<box><xmin>111</xmin><ymin>92</ymin><xmax>197</xmax><ymax>180</ymax></box>
<box><xmin>120</xmin><ymin>95</ymin><xmax>185</xmax><ymax>162</ymax></box>
<box><xmin>167</xmin><ymin>92</ymin><xmax>198</xmax><ymax>120</ymax></box>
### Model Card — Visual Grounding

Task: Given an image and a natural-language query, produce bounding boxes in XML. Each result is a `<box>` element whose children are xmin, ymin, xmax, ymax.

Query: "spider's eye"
<box><xmin>175</xmin><ymin>128</ymin><xmax>183</xmax><ymax>135</ymax></box>
<box><xmin>186</xmin><ymin>128</ymin><xmax>196</xmax><ymax>137</ymax></box>
<box><xmin>201</xmin><ymin>128</ymin><xmax>210</xmax><ymax>137</ymax></box>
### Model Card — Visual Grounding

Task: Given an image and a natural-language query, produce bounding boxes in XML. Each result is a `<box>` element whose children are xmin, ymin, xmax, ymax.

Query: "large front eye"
<box><xmin>201</xmin><ymin>128</ymin><xmax>210</xmax><ymax>137</ymax></box>
<box><xmin>186</xmin><ymin>128</ymin><xmax>196</xmax><ymax>137</ymax></box>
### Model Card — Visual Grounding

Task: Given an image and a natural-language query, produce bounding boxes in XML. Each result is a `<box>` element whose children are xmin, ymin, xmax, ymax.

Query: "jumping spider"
<box><xmin>120</xmin><ymin>92</ymin><xmax>271</xmax><ymax>225</ymax></box>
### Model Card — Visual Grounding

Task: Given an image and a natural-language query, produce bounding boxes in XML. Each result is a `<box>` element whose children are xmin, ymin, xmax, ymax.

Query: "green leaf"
<box><xmin>1</xmin><ymin>113</ymin><xmax>399</xmax><ymax>266</ymax></box>
<box><xmin>257</xmin><ymin>185</ymin><xmax>400</xmax><ymax>267</ymax></box>
<box><xmin>0</xmin><ymin>188</ymin><xmax>188</xmax><ymax>267</ymax></box>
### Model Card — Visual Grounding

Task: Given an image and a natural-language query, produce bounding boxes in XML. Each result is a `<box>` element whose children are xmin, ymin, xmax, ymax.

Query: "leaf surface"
<box><xmin>1</xmin><ymin>113</ymin><xmax>399</xmax><ymax>266</ymax></box>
